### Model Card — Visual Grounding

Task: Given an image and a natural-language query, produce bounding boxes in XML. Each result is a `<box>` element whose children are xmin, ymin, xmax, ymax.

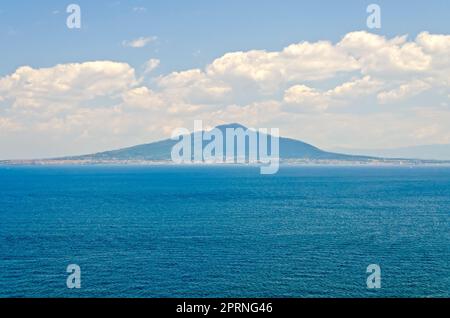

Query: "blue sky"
<box><xmin>1</xmin><ymin>0</ymin><xmax>449</xmax><ymax>76</ymax></box>
<box><xmin>1</xmin><ymin>1</ymin><xmax>450</xmax><ymax>159</ymax></box>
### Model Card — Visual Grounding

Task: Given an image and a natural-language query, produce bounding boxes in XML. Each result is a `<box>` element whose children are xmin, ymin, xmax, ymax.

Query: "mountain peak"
<box><xmin>55</xmin><ymin>122</ymin><xmax>378</xmax><ymax>162</ymax></box>
<box><xmin>214</xmin><ymin>123</ymin><xmax>248</xmax><ymax>131</ymax></box>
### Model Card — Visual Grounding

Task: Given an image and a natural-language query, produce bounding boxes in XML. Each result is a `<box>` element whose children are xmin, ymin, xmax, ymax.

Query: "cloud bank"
<box><xmin>1</xmin><ymin>31</ymin><xmax>450</xmax><ymax>159</ymax></box>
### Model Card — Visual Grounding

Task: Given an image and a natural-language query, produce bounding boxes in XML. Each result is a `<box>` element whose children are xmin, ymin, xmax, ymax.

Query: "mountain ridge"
<box><xmin>3</xmin><ymin>123</ymin><xmax>448</xmax><ymax>165</ymax></box>
<box><xmin>59</xmin><ymin>123</ymin><xmax>377</xmax><ymax>162</ymax></box>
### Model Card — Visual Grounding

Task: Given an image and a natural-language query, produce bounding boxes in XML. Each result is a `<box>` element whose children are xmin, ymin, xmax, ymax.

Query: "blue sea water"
<box><xmin>0</xmin><ymin>165</ymin><xmax>449</xmax><ymax>298</ymax></box>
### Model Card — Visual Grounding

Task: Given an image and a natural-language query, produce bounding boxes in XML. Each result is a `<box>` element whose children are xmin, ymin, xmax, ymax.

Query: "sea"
<box><xmin>0</xmin><ymin>165</ymin><xmax>449</xmax><ymax>297</ymax></box>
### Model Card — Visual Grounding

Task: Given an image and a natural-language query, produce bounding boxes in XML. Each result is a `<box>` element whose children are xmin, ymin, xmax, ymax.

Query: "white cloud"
<box><xmin>143</xmin><ymin>58</ymin><xmax>160</xmax><ymax>73</ymax></box>
<box><xmin>284</xmin><ymin>85</ymin><xmax>329</xmax><ymax>112</ymax></box>
<box><xmin>206</xmin><ymin>41</ymin><xmax>359</xmax><ymax>91</ymax></box>
<box><xmin>122</xmin><ymin>36</ymin><xmax>157</xmax><ymax>48</ymax></box>
<box><xmin>0</xmin><ymin>61</ymin><xmax>137</xmax><ymax>112</ymax></box>
<box><xmin>338</xmin><ymin>31</ymin><xmax>431</xmax><ymax>76</ymax></box>
<box><xmin>2</xmin><ymin>31</ymin><xmax>450</xmax><ymax>159</ymax></box>
<box><xmin>416</xmin><ymin>32</ymin><xmax>450</xmax><ymax>54</ymax></box>
<box><xmin>283</xmin><ymin>76</ymin><xmax>383</xmax><ymax>112</ymax></box>
<box><xmin>122</xmin><ymin>86</ymin><xmax>163</xmax><ymax>110</ymax></box>
<box><xmin>157</xmin><ymin>69</ymin><xmax>232</xmax><ymax>105</ymax></box>
<box><xmin>328</xmin><ymin>76</ymin><xmax>382</xmax><ymax>99</ymax></box>
<box><xmin>377</xmin><ymin>80</ymin><xmax>431</xmax><ymax>104</ymax></box>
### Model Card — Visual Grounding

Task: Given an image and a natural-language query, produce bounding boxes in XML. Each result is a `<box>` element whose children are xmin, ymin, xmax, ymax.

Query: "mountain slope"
<box><xmin>62</xmin><ymin>123</ymin><xmax>375</xmax><ymax>162</ymax></box>
<box><xmin>331</xmin><ymin>144</ymin><xmax>450</xmax><ymax>161</ymax></box>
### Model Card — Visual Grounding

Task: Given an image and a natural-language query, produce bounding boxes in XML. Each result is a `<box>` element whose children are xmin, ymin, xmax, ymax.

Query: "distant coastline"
<box><xmin>4</xmin><ymin>123</ymin><xmax>450</xmax><ymax>167</ymax></box>
<box><xmin>2</xmin><ymin>158</ymin><xmax>450</xmax><ymax>166</ymax></box>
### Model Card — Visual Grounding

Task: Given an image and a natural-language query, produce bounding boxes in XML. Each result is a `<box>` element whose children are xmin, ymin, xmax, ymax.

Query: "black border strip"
<box><xmin>1</xmin><ymin>298</ymin><xmax>448</xmax><ymax>315</ymax></box>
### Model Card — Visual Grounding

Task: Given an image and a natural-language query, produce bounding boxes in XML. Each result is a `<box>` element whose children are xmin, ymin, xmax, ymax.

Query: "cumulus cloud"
<box><xmin>206</xmin><ymin>41</ymin><xmax>360</xmax><ymax>91</ymax></box>
<box><xmin>122</xmin><ymin>86</ymin><xmax>164</xmax><ymax>110</ymax></box>
<box><xmin>283</xmin><ymin>76</ymin><xmax>383</xmax><ymax>112</ymax></box>
<box><xmin>1</xmin><ymin>30</ymin><xmax>450</xmax><ymax>159</ymax></box>
<box><xmin>157</xmin><ymin>69</ymin><xmax>232</xmax><ymax>105</ymax></box>
<box><xmin>0</xmin><ymin>61</ymin><xmax>137</xmax><ymax>112</ymax></box>
<box><xmin>284</xmin><ymin>85</ymin><xmax>329</xmax><ymax>112</ymax></box>
<box><xmin>377</xmin><ymin>80</ymin><xmax>431</xmax><ymax>104</ymax></box>
<box><xmin>416</xmin><ymin>32</ymin><xmax>450</xmax><ymax>56</ymax></box>
<box><xmin>328</xmin><ymin>76</ymin><xmax>383</xmax><ymax>99</ymax></box>
<box><xmin>338</xmin><ymin>32</ymin><xmax>431</xmax><ymax>76</ymax></box>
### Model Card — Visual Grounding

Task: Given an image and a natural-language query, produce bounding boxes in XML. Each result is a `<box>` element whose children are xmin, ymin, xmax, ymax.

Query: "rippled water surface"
<box><xmin>0</xmin><ymin>165</ymin><xmax>449</xmax><ymax>297</ymax></box>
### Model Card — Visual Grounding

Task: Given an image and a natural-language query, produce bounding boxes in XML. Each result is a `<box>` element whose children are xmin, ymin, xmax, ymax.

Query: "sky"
<box><xmin>1</xmin><ymin>0</ymin><xmax>450</xmax><ymax>159</ymax></box>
